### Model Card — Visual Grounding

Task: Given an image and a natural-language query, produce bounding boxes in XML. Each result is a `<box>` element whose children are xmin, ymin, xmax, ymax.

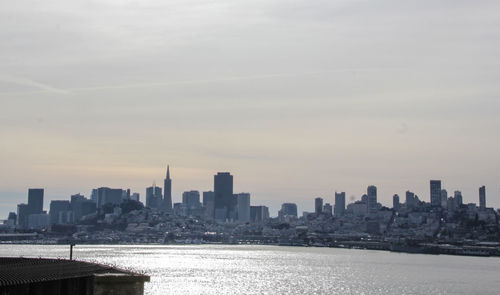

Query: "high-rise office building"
<box><xmin>203</xmin><ymin>191</ymin><xmax>215</xmax><ymax>220</ymax></box>
<box><xmin>250</xmin><ymin>206</ymin><xmax>269</xmax><ymax>223</ymax></box>
<box><xmin>406</xmin><ymin>191</ymin><xmax>415</xmax><ymax>208</ymax></box>
<box><xmin>393</xmin><ymin>194</ymin><xmax>400</xmax><ymax>211</ymax></box>
<box><xmin>49</xmin><ymin>200</ymin><xmax>71</xmax><ymax>225</ymax></box>
<box><xmin>430</xmin><ymin>180</ymin><xmax>442</xmax><ymax>207</ymax></box>
<box><xmin>163</xmin><ymin>165</ymin><xmax>173</xmax><ymax>212</ymax></box>
<box><xmin>334</xmin><ymin>192</ymin><xmax>346</xmax><ymax>217</ymax></box>
<box><xmin>16</xmin><ymin>204</ymin><xmax>29</xmax><ymax>228</ymax></box>
<box><xmin>323</xmin><ymin>203</ymin><xmax>333</xmax><ymax>216</ymax></box>
<box><xmin>454</xmin><ymin>190</ymin><xmax>463</xmax><ymax>207</ymax></box>
<box><xmin>214</xmin><ymin>172</ymin><xmax>234</xmax><ymax>221</ymax></box>
<box><xmin>441</xmin><ymin>189</ymin><xmax>448</xmax><ymax>208</ymax></box>
<box><xmin>182</xmin><ymin>191</ymin><xmax>201</xmax><ymax>209</ymax></box>
<box><xmin>279</xmin><ymin>203</ymin><xmax>298</xmax><ymax>218</ymax></box>
<box><xmin>367</xmin><ymin>185</ymin><xmax>377</xmax><ymax>214</ymax></box>
<box><xmin>71</xmin><ymin>195</ymin><xmax>96</xmax><ymax>222</ymax></box>
<box><xmin>146</xmin><ymin>185</ymin><xmax>162</xmax><ymax>209</ymax></box>
<box><xmin>315</xmin><ymin>197</ymin><xmax>323</xmax><ymax>214</ymax></box>
<box><xmin>236</xmin><ymin>193</ymin><xmax>251</xmax><ymax>222</ymax></box>
<box><xmin>28</xmin><ymin>188</ymin><xmax>44</xmax><ymax>215</ymax></box>
<box><xmin>94</xmin><ymin>187</ymin><xmax>125</xmax><ymax>208</ymax></box>
<box><xmin>479</xmin><ymin>186</ymin><xmax>486</xmax><ymax>210</ymax></box>
<box><xmin>333</xmin><ymin>192</ymin><xmax>345</xmax><ymax>217</ymax></box>
<box><xmin>130</xmin><ymin>193</ymin><xmax>140</xmax><ymax>202</ymax></box>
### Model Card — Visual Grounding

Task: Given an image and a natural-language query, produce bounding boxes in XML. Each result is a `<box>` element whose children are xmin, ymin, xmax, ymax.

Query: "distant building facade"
<box><xmin>479</xmin><ymin>186</ymin><xmax>486</xmax><ymax>210</ymax></box>
<box><xmin>214</xmin><ymin>172</ymin><xmax>234</xmax><ymax>221</ymax></box>
<box><xmin>236</xmin><ymin>193</ymin><xmax>251</xmax><ymax>222</ymax></box>
<box><xmin>334</xmin><ymin>192</ymin><xmax>346</xmax><ymax>217</ymax></box>
<box><xmin>430</xmin><ymin>180</ymin><xmax>442</xmax><ymax>207</ymax></box>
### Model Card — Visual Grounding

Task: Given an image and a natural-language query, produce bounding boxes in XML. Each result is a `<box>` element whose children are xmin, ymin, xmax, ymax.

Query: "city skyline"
<box><xmin>0</xmin><ymin>165</ymin><xmax>497</xmax><ymax>219</ymax></box>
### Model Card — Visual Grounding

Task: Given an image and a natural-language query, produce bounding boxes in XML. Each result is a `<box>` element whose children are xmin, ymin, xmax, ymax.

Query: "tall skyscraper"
<box><xmin>454</xmin><ymin>190</ymin><xmax>463</xmax><ymax>207</ymax></box>
<box><xmin>430</xmin><ymin>180</ymin><xmax>442</xmax><ymax>207</ymax></box>
<box><xmin>479</xmin><ymin>186</ymin><xmax>486</xmax><ymax>210</ymax></box>
<box><xmin>28</xmin><ymin>188</ymin><xmax>44</xmax><ymax>214</ymax></box>
<box><xmin>214</xmin><ymin>172</ymin><xmax>234</xmax><ymax>221</ymax></box>
<box><xmin>16</xmin><ymin>204</ymin><xmax>29</xmax><ymax>228</ymax></box>
<box><xmin>406</xmin><ymin>191</ymin><xmax>415</xmax><ymax>208</ymax></box>
<box><xmin>315</xmin><ymin>197</ymin><xmax>323</xmax><ymax>214</ymax></box>
<box><xmin>71</xmin><ymin>194</ymin><xmax>96</xmax><ymax>222</ymax></box>
<box><xmin>334</xmin><ymin>192</ymin><xmax>346</xmax><ymax>217</ymax></box>
<box><xmin>49</xmin><ymin>200</ymin><xmax>71</xmax><ymax>225</ymax></box>
<box><xmin>203</xmin><ymin>191</ymin><xmax>215</xmax><ymax>220</ymax></box>
<box><xmin>146</xmin><ymin>184</ymin><xmax>162</xmax><ymax>209</ymax></box>
<box><xmin>182</xmin><ymin>191</ymin><xmax>201</xmax><ymax>209</ymax></box>
<box><xmin>236</xmin><ymin>193</ymin><xmax>250</xmax><ymax>222</ymax></box>
<box><xmin>393</xmin><ymin>194</ymin><xmax>400</xmax><ymax>211</ymax></box>
<box><xmin>441</xmin><ymin>189</ymin><xmax>448</xmax><ymax>208</ymax></box>
<box><xmin>367</xmin><ymin>185</ymin><xmax>377</xmax><ymax>214</ymax></box>
<box><xmin>163</xmin><ymin>165</ymin><xmax>172</xmax><ymax>212</ymax></box>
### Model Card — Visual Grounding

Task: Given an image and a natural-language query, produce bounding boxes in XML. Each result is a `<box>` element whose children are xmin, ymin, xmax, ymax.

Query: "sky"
<box><xmin>1</xmin><ymin>0</ymin><xmax>500</xmax><ymax>218</ymax></box>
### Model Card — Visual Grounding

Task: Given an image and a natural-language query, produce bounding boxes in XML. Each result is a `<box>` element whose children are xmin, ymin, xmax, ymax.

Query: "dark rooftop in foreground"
<box><xmin>0</xmin><ymin>257</ymin><xmax>149</xmax><ymax>295</ymax></box>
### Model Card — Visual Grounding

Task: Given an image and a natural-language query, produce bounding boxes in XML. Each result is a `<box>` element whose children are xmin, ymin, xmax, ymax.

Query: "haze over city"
<box><xmin>1</xmin><ymin>0</ymin><xmax>500</xmax><ymax>218</ymax></box>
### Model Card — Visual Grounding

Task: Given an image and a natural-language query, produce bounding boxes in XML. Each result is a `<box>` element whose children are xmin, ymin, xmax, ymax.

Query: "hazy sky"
<box><xmin>1</xmin><ymin>0</ymin><xmax>499</xmax><ymax>217</ymax></box>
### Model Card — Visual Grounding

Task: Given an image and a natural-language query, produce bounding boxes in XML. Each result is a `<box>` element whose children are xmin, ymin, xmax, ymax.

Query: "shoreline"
<box><xmin>1</xmin><ymin>240</ymin><xmax>499</xmax><ymax>258</ymax></box>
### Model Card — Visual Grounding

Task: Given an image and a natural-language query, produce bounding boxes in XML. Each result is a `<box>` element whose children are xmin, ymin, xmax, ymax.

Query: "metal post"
<box><xmin>70</xmin><ymin>243</ymin><xmax>75</xmax><ymax>260</ymax></box>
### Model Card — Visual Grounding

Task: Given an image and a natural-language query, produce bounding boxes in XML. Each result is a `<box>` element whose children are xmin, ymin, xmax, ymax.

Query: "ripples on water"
<box><xmin>0</xmin><ymin>244</ymin><xmax>499</xmax><ymax>294</ymax></box>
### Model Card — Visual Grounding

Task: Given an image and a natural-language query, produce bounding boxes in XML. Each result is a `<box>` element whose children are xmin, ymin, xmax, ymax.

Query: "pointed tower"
<box><xmin>163</xmin><ymin>165</ymin><xmax>172</xmax><ymax>212</ymax></box>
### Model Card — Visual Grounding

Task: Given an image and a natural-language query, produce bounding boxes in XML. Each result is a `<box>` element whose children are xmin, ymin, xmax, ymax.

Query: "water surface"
<box><xmin>0</xmin><ymin>245</ymin><xmax>498</xmax><ymax>294</ymax></box>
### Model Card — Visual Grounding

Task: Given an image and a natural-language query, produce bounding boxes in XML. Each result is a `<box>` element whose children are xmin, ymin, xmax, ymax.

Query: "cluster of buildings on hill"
<box><xmin>1</xmin><ymin>168</ymin><xmax>499</xmax><ymax>255</ymax></box>
<box><xmin>2</xmin><ymin>166</ymin><xmax>270</xmax><ymax>230</ymax></box>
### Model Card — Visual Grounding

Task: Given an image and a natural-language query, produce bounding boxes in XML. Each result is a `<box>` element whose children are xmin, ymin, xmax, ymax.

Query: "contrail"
<box><xmin>0</xmin><ymin>75</ymin><xmax>68</xmax><ymax>95</ymax></box>
<box><xmin>0</xmin><ymin>68</ymin><xmax>379</xmax><ymax>96</ymax></box>
<box><xmin>67</xmin><ymin>69</ymin><xmax>374</xmax><ymax>92</ymax></box>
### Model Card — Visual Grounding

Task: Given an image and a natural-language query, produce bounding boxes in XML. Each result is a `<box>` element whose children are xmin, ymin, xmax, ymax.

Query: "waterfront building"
<box><xmin>163</xmin><ymin>165</ymin><xmax>173</xmax><ymax>212</ymax></box>
<box><xmin>315</xmin><ymin>197</ymin><xmax>323</xmax><ymax>215</ymax></box>
<box><xmin>430</xmin><ymin>180</ymin><xmax>442</xmax><ymax>207</ymax></box>
<box><xmin>214</xmin><ymin>172</ymin><xmax>234</xmax><ymax>221</ymax></box>
<box><xmin>236</xmin><ymin>193</ymin><xmax>251</xmax><ymax>222</ymax></box>
<box><xmin>479</xmin><ymin>186</ymin><xmax>486</xmax><ymax>210</ymax></box>
<box><xmin>367</xmin><ymin>185</ymin><xmax>377</xmax><ymax>214</ymax></box>
<box><xmin>334</xmin><ymin>192</ymin><xmax>346</xmax><ymax>217</ymax></box>
<box><xmin>28</xmin><ymin>188</ymin><xmax>44</xmax><ymax>215</ymax></box>
<box><xmin>146</xmin><ymin>185</ymin><xmax>162</xmax><ymax>209</ymax></box>
<box><xmin>393</xmin><ymin>194</ymin><xmax>400</xmax><ymax>211</ymax></box>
